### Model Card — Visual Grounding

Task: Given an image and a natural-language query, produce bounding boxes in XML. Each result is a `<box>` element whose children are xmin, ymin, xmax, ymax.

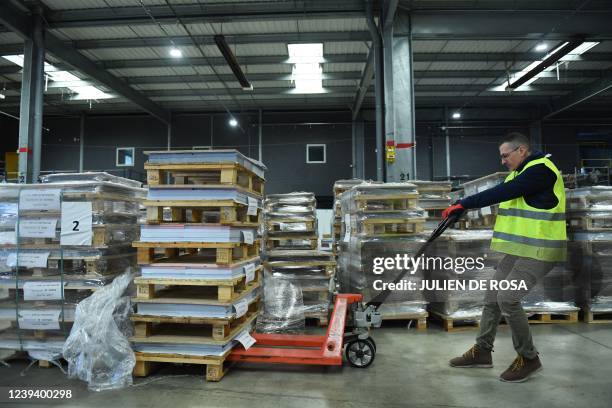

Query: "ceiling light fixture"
<box><xmin>452</xmin><ymin>112</ymin><xmax>461</xmax><ymax>119</ymax></box>
<box><xmin>535</xmin><ymin>43</ymin><xmax>548</xmax><ymax>52</ymax></box>
<box><xmin>288</xmin><ymin>43</ymin><xmax>324</xmax><ymax>94</ymax></box>
<box><xmin>1</xmin><ymin>54</ymin><xmax>114</xmax><ymax>100</ymax></box>
<box><xmin>214</xmin><ymin>35</ymin><xmax>252</xmax><ymax>90</ymax></box>
<box><xmin>228</xmin><ymin>118</ymin><xmax>238</xmax><ymax>127</ymax></box>
<box><xmin>169</xmin><ymin>48</ymin><xmax>182</xmax><ymax>58</ymax></box>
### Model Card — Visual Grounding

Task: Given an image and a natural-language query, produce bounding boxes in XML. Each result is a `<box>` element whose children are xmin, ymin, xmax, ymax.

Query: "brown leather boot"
<box><xmin>449</xmin><ymin>345</ymin><xmax>493</xmax><ymax>368</ymax></box>
<box><xmin>499</xmin><ymin>354</ymin><xmax>542</xmax><ymax>383</ymax></box>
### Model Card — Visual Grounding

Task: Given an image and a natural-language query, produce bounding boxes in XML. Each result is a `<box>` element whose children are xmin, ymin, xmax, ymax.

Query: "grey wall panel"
<box><xmin>40</xmin><ymin>117</ymin><xmax>80</xmax><ymax>174</ymax></box>
<box><xmin>261</xmin><ymin>123</ymin><xmax>352</xmax><ymax>195</ymax></box>
<box><xmin>542</xmin><ymin>125</ymin><xmax>580</xmax><ymax>173</ymax></box>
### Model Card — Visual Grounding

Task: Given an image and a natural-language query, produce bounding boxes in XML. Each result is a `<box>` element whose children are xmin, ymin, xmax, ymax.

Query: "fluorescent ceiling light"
<box><xmin>535</xmin><ymin>43</ymin><xmax>548</xmax><ymax>52</ymax></box>
<box><xmin>452</xmin><ymin>112</ymin><xmax>461</xmax><ymax>119</ymax></box>
<box><xmin>228</xmin><ymin>118</ymin><xmax>238</xmax><ymax>127</ymax></box>
<box><xmin>288</xmin><ymin>43</ymin><xmax>324</xmax><ymax>93</ymax></box>
<box><xmin>1</xmin><ymin>54</ymin><xmax>114</xmax><ymax>100</ymax></box>
<box><xmin>491</xmin><ymin>41</ymin><xmax>599</xmax><ymax>92</ymax></box>
<box><xmin>169</xmin><ymin>47</ymin><xmax>182</xmax><ymax>58</ymax></box>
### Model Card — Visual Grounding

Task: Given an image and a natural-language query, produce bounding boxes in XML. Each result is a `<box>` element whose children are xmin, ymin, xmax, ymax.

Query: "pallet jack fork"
<box><xmin>228</xmin><ymin>213</ymin><xmax>461</xmax><ymax>369</ymax></box>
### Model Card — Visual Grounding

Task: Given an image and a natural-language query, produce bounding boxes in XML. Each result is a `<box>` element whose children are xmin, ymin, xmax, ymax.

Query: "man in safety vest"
<box><xmin>442</xmin><ymin>132</ymin><xmax>566</xmax><ymax>383</ymax></box>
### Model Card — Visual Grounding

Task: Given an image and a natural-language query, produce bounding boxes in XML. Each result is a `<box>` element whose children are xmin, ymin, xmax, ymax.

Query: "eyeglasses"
<box><xmin>500</xmin><ymin>146</ymin><xmax>520</xmax><ymax>160</ymax></box>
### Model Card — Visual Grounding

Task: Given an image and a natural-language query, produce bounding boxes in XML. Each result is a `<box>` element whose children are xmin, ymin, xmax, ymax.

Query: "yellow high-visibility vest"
<box><xmin>490</xmin><ymin>156</ymin><xmax>567</xmax><ymax>262</ymax></box>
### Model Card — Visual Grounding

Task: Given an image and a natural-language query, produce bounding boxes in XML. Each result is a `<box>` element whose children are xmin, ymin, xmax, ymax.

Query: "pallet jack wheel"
<box><xmin>345</xmin><ymin>339</ymin><xmax>376</xmax><ymax>368</ymax></box>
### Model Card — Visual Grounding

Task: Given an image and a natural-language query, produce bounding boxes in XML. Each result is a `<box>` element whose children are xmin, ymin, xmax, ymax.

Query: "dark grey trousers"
<box><xmin>475</xmin><ymin>254</ymin><xmax>554</xmax><ymax>359</ymax></box>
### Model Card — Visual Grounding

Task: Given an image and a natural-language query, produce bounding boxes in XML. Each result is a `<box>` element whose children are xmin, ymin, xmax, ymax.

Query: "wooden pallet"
<box><xmin>134</xmin><ymin>241</ymin><xmax>260</xmax><ymax>265</ymax></box>
<box><xmin>134</xmin><ymin>349</ymin><xmax>232</xmax><ymax>382</ymax></box>
<box><xmin>12</xmin><ymin>225</ymin><xmax>138</xmax><ymax>248</ymax></box>
<box><xmin>265</xmin><ymin>236</ymin><xmax>318</xmax><ymax>251</ymax></box>
<box><xmin>353</xmin><ymin>194</ymin><xmax>419</xmax><ymax>212</ymax></box>
<box><xmin>457</xmin><ymin>214</ymin><xmax>496</xmax><ymax>230</ymax></box>
<box><xmin>145</xmin><ymin>162</ymin><xmax>264</xmax><ymax>196</ymax></box>
<box><xmin>568</xmin><ymin>216</ymin><xmax>612</xmax><ymax>231</ymax></box>
<box><xmin>144</xmin><ymin>200</ymin><xmax>261</xmax><ymax>226</ymax></box>
<box><xmin>523</xmin><ymin>310</ymin><xmax>579</xmax><ymax>324</ymax></box>
<box><xmin>134</xmin><ymin>267</ymin><xmax>261</xmax><ymax>303</ymax></box>
<box><xmin>132</xmin><ymin>307</ymin><xmax>259</xmax><ymax>343</ymax></box>
<box><xmin>359</xmin><ymin>217</ymin><xmax>425</xmax><ymax>236</ymax></box>
<box><xmin>582</xmin><ymin>307</ymin><xmax>612</xmax><ymax>324</ymax></box>
<box><xmin>381</xmin><ymin>312</ymin><xmax>428</xmax><ymax>330</ymax></box>
<box><xmin>568</xmin><ymin>195</ymin><xmax>612</xmax><ymax>210</ymax></box>
<box><xmin>429</xmin><ymin>311</ymin><xmax>481</xmax><ymax>332</ymax></box>
<box><xmin>265</xmin><ymin>219</ymin><xmax>316</xmax><ymax>233</ymax></box>
<box><xmin>264</xmin><ymin>261</ymin><xmax>336</xmax><ymax>277</ymax></box>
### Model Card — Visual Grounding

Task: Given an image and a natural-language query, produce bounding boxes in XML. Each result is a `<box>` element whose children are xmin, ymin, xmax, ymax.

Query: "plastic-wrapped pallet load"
<box><xmin>131</xmin><ymin>149</ymin><xmax>265</xmax><ymax>382</ymax></box>
<box><xmin>457</xmin><ymin>172</ymin><xmax>508</xmax><ymax>229</ymax></box>
<box><xmin>332</xmin><ymin>179</ymin><xmax>364</xmax><ymax>252</ymax></box>
<box><xmin>337</xmin><ymin>182</ymin><xmax>428</xmax><ymax>326</ymax></box>
<box><xmin>263</xmin><ymin>249</ymin><xmax>335</xmax><ymax>327</ymax></box>
<box><xmin>0</xmin><ymin>173</ymin><xmax>144</xmax><ymax>373</ymax></box>
<box><xmin>426</xmin><ymin>230</ymin><xmax>498</xmax><ymax>325</ymax></box>
<box><xmin>264</xmin><ymin>192</ymin><xmax>317</xmax><ymax>251</ymax></box>
<box><xmin>411</xmin><ymin>181</ymin><xmax>452</xmax><ymax>230</ymax></box>
<box><xmin>567</xmin><ymin>186</ymin><xmax>612</xmax><ymax>322</ymax></box>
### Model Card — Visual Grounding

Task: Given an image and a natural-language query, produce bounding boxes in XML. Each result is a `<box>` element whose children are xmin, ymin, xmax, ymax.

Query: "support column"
<box><xmin>366</xmin><ymin>0</ymin><xmax>384</xmax><ymax>182</ymax></box>
<box><xmin>258</xmin><ymin>109</ymin><xmax>263</xmax><ymax>161</ymax></box>
<box><xmin>445</xmin><ymin>107</ymin><xmax>451</xmax><ymax>180</ymax></box>
<box><xmin>383</xmin><ymin>10</ymin><xmax>416</xmax><ymax>181</ymax></box>
<box><xmin>529</xmin><ymin>120</ymin><xmax>543</xmax><ymax>151</ymax></box>
<box><xmin>78</xmin><ymin>114</ymin><xmax>85</xmax><ymax>172</ymax></box>
<box><xmin>210</xmin><ymin>115</ymin><xmax>214</xmax><ymax>148</ymax></box>
<box><xmin>352</xmin><ymin>120</ymin><xmax>365</xmax><ymax>179</ymax></box>
<box><xmin>18</xmin><ymin>10</ymin><xmax>45</xmax><ymax>183</ymax></box>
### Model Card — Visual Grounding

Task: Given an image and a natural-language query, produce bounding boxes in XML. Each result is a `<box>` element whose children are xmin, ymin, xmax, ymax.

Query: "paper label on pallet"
<box><xmin>477</xmin><ymin>186</ymin><xmax>487</xmax><ymax>193</ymax></box>
<box><xmin>234</xmin><ymin>299</ymin><xmax>249</xmax><ymax>318</ymax></box>
<box><xmin>247</xmin><ymin>197</ymin><xmax>258</xmax><ymax>216</ymax></box>
<box><xmin>18</xmin><ymin>309</ymin><xmax>61</xmax><ymax>330</ymax></box>
<box><xmin>0</xmin><ymin>231</ymin><xmax>16</xmax><ymax>245</ymax></box>
<box><xmin>570</xmin><ymin>219</ymin><xmax>579</xmax><ymax>226</ymax></box>
<box><xmin>481</xmin><ymin>206</ymin><xmax>492</xmax><ymax>216</ymax></box>
<box><xmin>23</xmin><ymin>281</ymin><xmax>64</xmax><ymax>301</ymax></box>
<box><xmin>468</xmin><ymin>210</ymin><xmax>479</xmax><ymax>220</ymax></box>
<box><xmin>18</xmin><ymin>189</ymin><xmax>61</xmax><ymax>211</ymax></box>
<box><xmin>235</xmin><ymin>330</ymin><xmax>256</xmax><ymax>350</ymax></box>
<box><xmin>343</xmin><ymin>214</ymin><xmax>351</xmax><ymax>243</ymax></box>
<box><xmin>242</xmin><ymin>230</ymin><xmax>254</xmax><ymax>245</ymax></box>
<box><xmin>244</xmin><ymin>263</ymin><xmax>256</xmax><ymax>283</ymax></box>
<box><xmin>6</xmin><ymin>251</ymin><xmax>50</xmax><ymax>268</ymax></box>
<box><xmin>18</xmin><ymin>218</ymin><xmax>57</xmax><ymax>238</ymax></box>
<box><xmin>60</xmin><ymin>202</ymin><xmax>93</xmax><ymax>246</ymax></box>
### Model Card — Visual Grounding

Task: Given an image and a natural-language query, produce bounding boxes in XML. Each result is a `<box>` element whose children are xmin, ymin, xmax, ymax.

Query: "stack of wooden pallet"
<box><xmin>0</xmin><ymin>172</ymin><xmax>144</xmax><ymax>365</ymax></box>
<box><xmin>456</xmin><ymin>172</ymin><xmax>508</xmax><ymax>229</ymax></box>
<box><xmin>131</xmin><ymin>150</ymin><xmax>265</xmax><ymax>382</ymax></box>
<box><xmin>337</xmin><ymin>183</ymin><xmax>428</xmax><ymax>327</ymax></box>
<box><xmin>261</xmin><ymin>192</ymin><xmax>335</xmax><ymax>327</ymax></box>
<box><xmin>567</xmin><ymin>186</ymin><xmax>612</xmax><ymax>324</ymax></box>
<box><xmin>411</xmin><ymin>181</ymin><xmax>452</xmax><ymax>230</ymax></box>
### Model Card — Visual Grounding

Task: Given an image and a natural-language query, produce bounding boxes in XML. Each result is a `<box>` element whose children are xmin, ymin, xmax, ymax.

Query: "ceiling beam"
<box><xmin>0</xmin><ymin>1</ymin><xmax>170</xmax><ymax>124</ymax></box>
<box><xmin>60</xmin><ymin>32</ymin><xmax>372</xmax><ymax>50</ymax></box>
<box><xmin>543</xmin><ymin>71</ymin><xmax>612</xmax><ymax>119</ymax></box>
<box><xmin>410</xmin><ymin>11</ymin><xmax>612</xmax><ymax>40</ymax></box>
<box><xmin>96</xmin><ymin>54</ymin><xmax>367</xmax><ymax>69</ymax></box>
<box><xmin>351</xmin><ymin>47</ymin><xmax>374</xmax><ymax>120</ymax></box>
<box><xmin>45</xmin><ymin>1</ymin><xmax>365</xmax><ymax>27</ymax></box>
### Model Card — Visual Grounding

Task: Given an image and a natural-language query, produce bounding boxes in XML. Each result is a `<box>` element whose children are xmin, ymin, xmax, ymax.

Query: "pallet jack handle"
<box><xmin>365</xmin><ymin>211</ymin><xmax>462</xmax><ymax>308</ymax></box>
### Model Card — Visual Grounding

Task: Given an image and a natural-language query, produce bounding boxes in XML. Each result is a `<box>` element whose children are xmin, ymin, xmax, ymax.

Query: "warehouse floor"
<box><xmin>1</xmin><ymin>323</ymin><xmax>611</xmax><ymax>408</ymax></box>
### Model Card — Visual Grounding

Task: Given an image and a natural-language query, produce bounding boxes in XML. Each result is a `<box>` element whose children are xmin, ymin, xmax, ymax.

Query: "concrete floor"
<box><xmin>1</xmin><ymin>322</ymin><xmax>611</xmax><ymax>408</ymax></box>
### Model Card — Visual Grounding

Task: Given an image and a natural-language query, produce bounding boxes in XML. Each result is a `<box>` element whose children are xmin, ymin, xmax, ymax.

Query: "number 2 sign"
<box><xmin>60</xmin><ymin>202</ymin><xmax>93</xmax><ymax>246</ymax></box>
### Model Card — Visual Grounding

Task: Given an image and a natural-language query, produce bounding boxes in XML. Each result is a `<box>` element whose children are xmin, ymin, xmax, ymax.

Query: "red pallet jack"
<box><xmin>228</xmin><ymin>213</ymin><xmax>460</xmax><ymax>369</ymax></box>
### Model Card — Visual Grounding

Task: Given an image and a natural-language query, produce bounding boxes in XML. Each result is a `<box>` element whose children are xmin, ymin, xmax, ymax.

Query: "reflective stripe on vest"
<box><xmin>490</xmin><ymin>156</ymin><xmax>567</xmax><ymax>262</ymax></box>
